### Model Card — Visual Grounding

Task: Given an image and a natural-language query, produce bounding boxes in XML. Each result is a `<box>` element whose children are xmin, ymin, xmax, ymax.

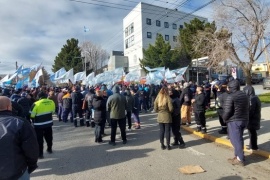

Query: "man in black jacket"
<box><xmin>179</xmin><ymin>82</ymin><xmax>193</xmax><ymax>125</ymax></box>
<box><xmin>215</xmin><ymin>83</ymin><xmax>228</xmax><ymax>134</ymax></box>
<box><xmin>192</xmin><ymin>86</ymin><xmax>206</xmax><ymax>133</ymax></box>
<box><xmin>71</xmin><ymin>85</ymin><xmax>84</xmax><ymax>127</ymax></box>
<box><xmin>0</xmin><ymin>96</ymin><xmax>39</xmax><ymax>179</ymax></box>
<box><xmin>223</xmin><ymin>80</ymin><xmax>249</xmax><ymax>166</ymax></box>
<box><xmin>243</xmin><ymin>85</ymin><xmax>261</xmax><ymax>151</ymax></box>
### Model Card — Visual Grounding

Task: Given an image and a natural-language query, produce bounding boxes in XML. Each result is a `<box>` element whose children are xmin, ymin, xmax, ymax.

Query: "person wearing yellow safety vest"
<box><xmin>30</xmin><ymin>91</ymin><xmax>55</xmax><ymax>159</ymax></box>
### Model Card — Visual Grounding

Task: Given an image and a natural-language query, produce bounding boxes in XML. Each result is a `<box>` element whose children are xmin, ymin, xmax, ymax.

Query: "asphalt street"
<box><xmin>32</xmin><ymin>112</ymin><xmax>270</xmax><ymax>180</ymax></box>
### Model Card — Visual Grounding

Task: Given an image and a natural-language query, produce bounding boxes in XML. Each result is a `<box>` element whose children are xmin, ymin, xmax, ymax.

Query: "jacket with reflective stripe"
<box><xmin>30</xmin><ymin>98</ymin><xmax>55</xmax><ymax>128</ymax></box>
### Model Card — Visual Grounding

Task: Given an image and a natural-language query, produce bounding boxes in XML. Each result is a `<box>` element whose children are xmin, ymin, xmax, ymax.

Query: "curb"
<box><xmin>181</xmin><ymin>126</ymin><xmax>270</xmax><ymax>159</ymax></box>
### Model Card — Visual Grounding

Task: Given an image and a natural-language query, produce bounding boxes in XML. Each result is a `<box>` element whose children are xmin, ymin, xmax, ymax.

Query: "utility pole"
<box><xmin>262</xmin><ymin>37</ymin><xmax>270</xmax><ymax>75</ymax></box>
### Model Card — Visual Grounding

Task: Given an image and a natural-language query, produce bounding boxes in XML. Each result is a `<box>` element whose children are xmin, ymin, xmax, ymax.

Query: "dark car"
<box><xmin>263</xmin><ymin>77</ymin><xmax>270</xmax><ymax>89</ymax></box>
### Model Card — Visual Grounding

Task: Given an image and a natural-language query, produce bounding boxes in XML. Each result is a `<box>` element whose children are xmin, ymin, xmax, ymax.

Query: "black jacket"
<box><xmin>11</xmin><ymin>101</ymin><xmax>24</xmax><ymax>118</ymax></box>
<box><xmin>17</xmin><ymin>97</ymin><xmax>31</xmax><ymax>117</ymax></box>
<box><xmin>179</xmin><ymin>87</ymin><xmax>193</xmax><ymax>106</ymax></box>
<box><xmin>171</xmin><ymin>91</ymin><xmax>181</xmax><ymax>116</ymax></box>
<box><xmin>132</xmin><ymin>93</ymin><xmax>140</xmax><ymax>114</ymax></box>
<box><xmin>71</xmin><ymin>91</ymin><xmax>84</xmax><ymax>108</ymax></box>
<box><xmin>125</xmin><ymin>90</ymin><xmax>134</xmax><ymax>112</ymax></box>
<box><xmin>92</xmin><ymin>96</ymin><xmax>106</xmax><ymax>124</ymax></box>
<box><xmin>223</xmin><ymin>80</ymin><xmax>249</xmax><ymax>123</ymax></box>
<box><xmin>194</xmin><ymin>93</ymin><xmax>205</xmax><ymax>112</ymax></box>
<box><xmin>243</xmin><ymin>85</ymin><xmax>261</xmax><ymax>130</ymax></box>
<box><xmin>62</xmin><ymin>93</ymin><xmax>72</xmax><ymax>109</ymax></box>
<box><xmin>0</xmin><ymin>111</ymin><xmax>39</xmax><ymax>180</ymax></box>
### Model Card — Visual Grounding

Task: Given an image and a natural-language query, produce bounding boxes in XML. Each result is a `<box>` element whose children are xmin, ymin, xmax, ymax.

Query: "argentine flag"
<box><xmin>84</xmin><ymin>26</ymin><xmax>90</xmax><ymax>32</ymax></box>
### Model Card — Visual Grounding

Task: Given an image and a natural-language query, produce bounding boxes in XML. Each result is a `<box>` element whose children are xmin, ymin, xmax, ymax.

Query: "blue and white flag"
<box><xmin>74</xmin><ymin>72</ymin><xmax>86</xmax><ymax>82</ymax></box>
<box><xmin>54</xmin><ymin>67</ymin><xmax>66</xmax><ymax>79</ymax></box>
<box><xmin>84</xmin><ymin>26</ymin><xmax>90</xmax><ymax>32</ymax></box>
<box><xmin>33</xmin><ymin>69</ymin><xmax>43</xmax><ymax>87</ymax></box>
<box><xmin>30</xmin><ymin>63</ymin><xmax>41</xmax><ymax>71</ymax></box>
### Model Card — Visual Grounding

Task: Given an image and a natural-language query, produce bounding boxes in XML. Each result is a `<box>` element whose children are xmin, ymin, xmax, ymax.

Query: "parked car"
<box><xmin>251</xmin><ymin>73</ymin><xmax>263</xmax><ymax>84</ymax></box>
<box><xmin>263</xmin><ymin>77</ymin><xmax>270</xmax><ymax>89</ymax></box>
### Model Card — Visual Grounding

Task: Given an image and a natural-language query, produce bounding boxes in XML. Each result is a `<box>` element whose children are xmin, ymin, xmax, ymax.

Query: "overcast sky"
<box><xmin>0</xmin><ymin>0</ymin><xmax>214</xmax><ymax>75</ymax></box>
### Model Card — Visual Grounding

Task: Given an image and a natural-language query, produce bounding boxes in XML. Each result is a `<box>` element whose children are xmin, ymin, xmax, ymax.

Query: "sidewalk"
<box><xmin>181</xmin><ymin>103</ymin><xmax>270</xmax><ymax>159</ymax></box>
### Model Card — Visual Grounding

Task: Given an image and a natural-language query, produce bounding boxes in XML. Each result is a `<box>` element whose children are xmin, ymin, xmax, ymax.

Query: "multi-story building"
<box><xmin>123</xmin><ymin>2</ymin><xmax>207</xmax><ymax>76</ymax></box>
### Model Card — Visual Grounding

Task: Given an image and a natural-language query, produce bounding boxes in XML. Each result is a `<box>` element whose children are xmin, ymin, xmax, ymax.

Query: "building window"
<box><xmin>173</xmin><ymin>36</ymin><xmax>177</xmax><ymax>42</ymax></box>
<box><xmin>125</xmin><ymin>28</ymin><xmax>128</xmax><ymax>37</ymax></box>
<box><xmin>130</xmin><ymin>23</ymin><xmax>134</xmax><ymax>33</ymax></box>
<box><xmin>125</xmin><ymin>35</ymin><xmax>135</xmax><ymax>49</ymax></box>
<box><xmin>147</xmin><ymin>32</ymin><xmax>152</xmax><ymax>39</ymax></box>
<box><xmin>179</xmin><ymin>25</ymin><xmax>184</xmax><ymax>29</ymax></box>
<box><xmin>156</xmin><ymin>20</ymin><xmax>160</xmax><ymax>27</ymax></box>
<box><xmin>164</xmin><ymin>22</ymin><xmax>169</xmax><ymax>28</ymax></box>
<box><xmin>125</xmin><ymin>23</ymin><xmax>134</xmax><ymax>37</ymax></box>
<box><xmin>173</xmin><ymin>23</ymin><xmax>177</xmax><ymax>29</ymax></box>
<box><xmin>165</xmin><ymin>35</ymin><xmax>169</xmax><ymax>41</ymax></box>
<box><xmin>146</xmin><ymin>18</ymin><xmax>151</xmax><ymax>25</ymax></box>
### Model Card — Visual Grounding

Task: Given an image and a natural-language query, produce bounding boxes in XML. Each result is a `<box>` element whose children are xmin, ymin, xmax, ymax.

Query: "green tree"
<box><xmin>52</xmin><ymin>38</ymin><xmax>83</xmax><ymax>74</ymax></box>
<box><xmin>179</xmin><ymin>18</ymin><xmax>216</xmax><ymax>59</ymax></box>
<box><xmin>140</xmin><ymin>34</ymin><xmax>180</xmax><ymax>70</ymax></box>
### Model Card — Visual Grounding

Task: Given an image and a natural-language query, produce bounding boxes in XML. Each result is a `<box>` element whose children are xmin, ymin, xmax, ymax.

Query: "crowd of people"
<box><xmin>0</xmin><ymin>77</ymin><xmax>262</xmax><ymax>179</ymax></box>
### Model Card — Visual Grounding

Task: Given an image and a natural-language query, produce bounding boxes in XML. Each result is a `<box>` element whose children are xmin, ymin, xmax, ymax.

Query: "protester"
<box><xmin>169</xmin><ymin>89</ymin><xmax>185</xmax><ymax>148</ymax></box>
<box><xmin>62</xmin><ymin>88</ymin><xmax>73</xmax><ymax>123</ymax></box>
<box><xmin>57</xmin><ymin>88</ymin><xmax>64</xmax><ymax>122</ymax></box>
<box><xmin>179</xmin><ymin>82</ymin><xmax>193</xmax><ymax>125</ymax></box>
<box><xmin>131</xmin><ymin>88</ymin><xmax>141</xmax><ymax>129</ymax></box>
<box><xmin>0</xmin><ymin>96</ymin><xmax>39</xmax><ymax>180</ymax></box>
<box><xmin>154</xmin><ymin>87</ymin><xmax>174</xmax><ymax>150</ymax></box>
<box><xmin>30</xmin><ymin>91</ymin><xmax>55</xmax><ymax>159</ymax></box>
<box><xmin>48</xmin><ymin>90</ymin><xmax>57</xmax><ymax>113</ymax></box>
<box><xmin>243</xmin><ymin>85</ymin><xmax>261</xmax><ymax>151</ymax></box>
<box><xmin>71</xmin><ymin>85</ymin><xmax>85</xmax><ymax>127</ymax></box>
<box><xmin>17</xmin><ymin>92</ymin><xmax>31</xmax><ymax>121</ymax></box>
<box><xmin>107</xmin><ymin>85</ymin><xmax>127</xmax><ymax>146</ymax></box>
<box><xmin>215</xmin><ymin>83</ymin><xmax>228</xmax><ymax>134</ymax></box>
<box><xmin>125</xmin><ymin>89</ymin><xmax>134</xmax><ymax>131</ymax></box>
<box><xmin>223</xmin><ymin>80</ymin><xmax>249</xmax><ymax>166</ymax></box>
<box><xmin>192</xmin><ymin>86</ymin><xmax>207</xmax><ymax>133</ymax></box>
<box><xmin>92</xmin><ymin>90</ymin><xmax>106</xmax><ymax>143</ymax></box>
<box><xmin>84</xmin><ymin>88</ymin><xmax>95</xmax><ymax>127</ymax></box>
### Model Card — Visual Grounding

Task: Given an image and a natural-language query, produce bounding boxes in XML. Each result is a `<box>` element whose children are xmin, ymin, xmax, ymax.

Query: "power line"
<box><xmin>105</xmin><ymin>0</ymin><xmax>192</xmax><ymax>50</ymax></box>
<box><xmin>123</xmin><ymin>0</ymin><xmax>216</xmax><ymax>53</ymax></box>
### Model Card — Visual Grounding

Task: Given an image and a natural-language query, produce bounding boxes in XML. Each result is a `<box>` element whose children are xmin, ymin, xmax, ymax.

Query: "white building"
<box><xmin>123</xmin><ymin>2</ymin><xmax>207</xmax><ymax>76</ymax></box>
<box><xmin>107</xmin><ymin>51</ymin><xmax>129</xmax><ymax>73</ymax></box>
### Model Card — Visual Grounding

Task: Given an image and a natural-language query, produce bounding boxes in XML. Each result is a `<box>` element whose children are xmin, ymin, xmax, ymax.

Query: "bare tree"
<box><xmin>80</xmin><ymin>41</ymin><xmax>109</xmax><ymax>74</ymax></box>
<box><xmin>193</xmin><ymin>0</ymin><xmax>270</xmax><ymax>84</ymax></box>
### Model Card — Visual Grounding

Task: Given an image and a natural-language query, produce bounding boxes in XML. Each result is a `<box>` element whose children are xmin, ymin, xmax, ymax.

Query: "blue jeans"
<box><xmin>228</xmin><ymin>121</ymin><xmax>247</xmax><ymax>161</ymax></box>
<box><xmin>18</xmin><ymin>170</ymin><xmax>30</xmax><ymax>180</ymax></box>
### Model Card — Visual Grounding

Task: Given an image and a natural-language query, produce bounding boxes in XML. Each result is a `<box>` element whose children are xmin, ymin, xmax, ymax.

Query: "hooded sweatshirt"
<box><xmin>106</xmin><ymin>85</ymin><xmax>127</xmax><ymax>119</ymax></box>
<box><xmin>243</xmin><ymin>85</ymin><xmax>261</xmax><ymax>130</ymax></box>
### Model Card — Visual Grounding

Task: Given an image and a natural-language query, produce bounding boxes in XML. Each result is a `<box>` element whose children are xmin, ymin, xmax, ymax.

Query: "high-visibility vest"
<box><xmin>30</xmin><ymin>98</ymin><xmax>55</xmax><ymax>128</ymax></box>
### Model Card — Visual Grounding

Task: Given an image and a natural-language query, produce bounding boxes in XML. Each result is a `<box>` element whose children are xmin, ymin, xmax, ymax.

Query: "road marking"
<box><xmin>186</xmin><ymin>147</ymin><xmax>205</xmax><ymax>156</ymax></box>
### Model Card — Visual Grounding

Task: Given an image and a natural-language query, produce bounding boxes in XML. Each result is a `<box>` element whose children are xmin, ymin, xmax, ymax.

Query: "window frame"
<box><xmin>156</xmin><ymin>20</ymin><xmax>161</xmax><ymax>27</ymax></box>
<box><xmin>147</xmin><ymin>32</ymin><xmax>152</xmax><ymax>39</ymax></box>
<box><xmin>173</xmin><ymin>23</ymin><xmax>177</xmax><ymax>29</ymax></box>
<box><xmin>164</xmin><ymin>22</ymin><xmax>169</xmax><ymax>28</ymax></box>
<box><xmin>146</xmin><ymin>18</ymin><xmax>151</xmax><ymax>25</ymax></box>
<box><xmin>165</xmin><ymin>35</ymin><xmax>169</xmax><ymax>41</ymax></box>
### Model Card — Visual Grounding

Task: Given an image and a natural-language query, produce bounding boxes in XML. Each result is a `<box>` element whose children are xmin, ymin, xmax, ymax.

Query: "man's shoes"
<box><xmin>127</xmin><ymin>128</ymin><xmax>131</xmax><ymax>131</ymax></box>
<box><xmin>228</xmin><ymin>157</ymin><xmax>245</xmax><ymax>166</ymax></box>
<box><xmin>135</xmin><ymin>126</ymin><xmax>141</xmax><ymax>129</ymax></box>
<box><xmin>39</xmin><ymin>155</ymin><xmax>44</xmax><ymax>159</ymax></box>
<box><xmin>171</xmin><ymin>142</ymin><xmax>179</xmax><ymax>146</ymax></box>
<box><xmin>97</xmin><ymin>140</ymin><xmax>103</xmax><ymax>143</ymax></box>
<box><xmin>123</xmin><ymin>140</ymin><xmax>127</xmax><ymax>144</ymax></box>
<box><xmin>179</xmin><ymin>143</ymin><xmax>186</xmax><ymax>149</ymax></box>
<box><xmin>161</xmin><ymin>144</ymin><xmax>166</xmax><ymax>150</ymax></box>
<box><xmin>166</xmin><ymin>145</ymin><xmax>171</xmax><ymax>150</ymax></box>
<box><xmin>47</xmin><ymin>148</ymin><xmax>53</xmax><ymax>154</ymax></box>
<box><xmin>201</xmin><ymin>128</ymin><xmax>207</xmax><ymax>134</ymax></box>
<box><xmin>109</xmin><ymin>141</ymin><xmax>116</xmax><ymax>146</ymax></box>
